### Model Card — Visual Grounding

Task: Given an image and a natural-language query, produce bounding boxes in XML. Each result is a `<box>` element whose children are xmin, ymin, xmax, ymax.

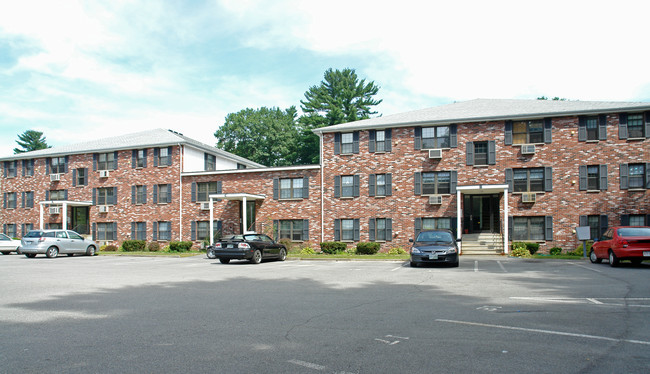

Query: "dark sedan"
<box><xmin>207</xmin><ymin>234</ymin><xmax>287</xmax><ymax>264</ymax></box>
<box><xmin>410</xmin><ymin>229</ymin><xmax>459</xmax><ymax>267</ymax></box>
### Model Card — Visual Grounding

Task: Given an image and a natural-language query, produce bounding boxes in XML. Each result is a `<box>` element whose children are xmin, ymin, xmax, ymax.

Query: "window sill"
<box><xmin>339</xmin><ymin>196</ymin><xmax>356</xmax><ymax>200</ymax></box>
<box><xmin>512</xmin><ymin>192</ymin><xmax>545</xmax><ymax>195</ymax></box>
<box><xmin>586</xmin><ymin>190</ymin><xmax>601</xmax><ymax>193</ymax></box>
<box><xmin>627</xmin><ymin>188</ymin><xmax>647</xmax><ymax>192</ymax></box>
<box><xmin>513</xmin><ymin>143</ymin><xmax>545</xmax><ymax>146</ymax></box>
<box><xmin>472</xmin><ymin>165</ymin><xmax>490</xmax><ymax>168</ymax></box>
<box><xmin>373</xmin><ymin>195</ymin><xmax>386</xmax><ymax>198</ymax></box>
<box><xmin>421</xmin><ymin>148</ymin><xmax>450</xmax><ymax>151</ymax></box>
<box><xmin>585</xmin><ymin>140</ymin><xmax>600</xmax><ymax>143</ymax></box>
<box><xmin>627</xmin><ymin>137</ymin><xmax>647</xmax><ymax>141</ymax></box>
<box><xmin>422</xmin><ymin>194</ymin><xmax>451</xmax><ymax>197</ymax></box>
<box><xmin>279</xmin><ymin>198</ymin><xmax>305</xmax><ymax>201</ymax></box>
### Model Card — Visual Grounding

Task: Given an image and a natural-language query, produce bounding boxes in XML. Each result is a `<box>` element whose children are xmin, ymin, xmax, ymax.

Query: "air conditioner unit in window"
<box><xmin>428</xmin><ymin>149</ymin><xmax>443</xmax><ymax>159</ymax></box>
<box><xmin>98</xmin><ymin>205</ymin><xmax>110</xmax><ymax>213</ymax></box>
<box><xmin>522</xmin><ymin>192</ymin><xmax>536</xmax><ymax>203</ymax></box>
<box><xmin>49</xmin><ymin>206</ymin><xmax>61</xmax><ymax>214</ymax></box>
<box><xmin>428</xmin><ymin>195</ymin><xmax>443</xmax><ymax>205</ymax></box>
<box><xmin>99</xmin><ymin>170</ymin><xmax>110</xmax><ymax>178</ymax></box>
<box><xmin>50</xmin><ymin>173</ymin><xmax>61</xmax><ymax>182</ymax></box>
<box><xmin>521</xmin><ymin>144</ymin><xmax>536</xmax><ymax>155</ymax></box>
<box><xmin>200</xmin><ymin>202</ymin><xmax>211</xmax><ymax>211</ymax></box>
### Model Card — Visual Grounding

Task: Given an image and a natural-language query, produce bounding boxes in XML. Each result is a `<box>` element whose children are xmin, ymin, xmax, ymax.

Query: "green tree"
<box><xmin>214</xmin><ymin>106</ymin><xmax>299</xmax><ymax>167</ymax></box>
<box><xmin>14</xmin><ymin>130</ymin><xmax>50</xmax><ymax>154</ymax></box>
<box><xmin>297</xmin><ymin>68</ymin><xmax>382</xmax><ymax>164</ymax></box>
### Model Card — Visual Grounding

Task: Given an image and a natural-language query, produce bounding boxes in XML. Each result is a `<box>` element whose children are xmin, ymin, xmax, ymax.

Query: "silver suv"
<box><xmin>20</xmin><ymin>230</ymin><xmax>98</xmax><ymax>258</ymax></box>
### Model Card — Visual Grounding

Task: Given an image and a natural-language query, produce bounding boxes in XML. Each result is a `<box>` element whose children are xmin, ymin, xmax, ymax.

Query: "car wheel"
<box><xmin>410</xmin><ymin>261</ymin><xmax>418</xmax><ymax>267</ymax></box>
<box><xmin>250</xmin><ymin>250</ymin><xmax>262</xmax><ymax>264</ymax></box>
<box><xmin>589</xmin><ymin>250</ymin><xmax>602</xmax><ymax>264</ymax></box>
<box><xmin>206</xmin><ymin>249</ymin><xmax>217</xmax><ymax>259</ymax></box>
<box><xmin>608</xmin><ymin>251</ymin><xmax>619</xmax><ymax>267</ymax></box>
<box><xmin>278</xmin><ymin>248</ymin><xmax>287</xmax><ymax>261</ymax></box>
<box><xmin>25</xmin><ymin>253</ymin><xmax>36</xmax><ymax>258</ymax></box>
<box><xmin>1</xmin><ymin>251</ymin><xmax>9</xmax><ymax>255</ymax></box>
<box><xmin>45</xmin><ymin>246</ymin><xmax>59</xmax><ymax>258</ymax></box>
<box><xmin>86</xmin><ymin>246</ymin><xmax>96</xmax><ymax>256</ymax></box>
<box><xmin>219</xmin><ymin>258</ymin><xmax>230</xmax><ymax>264</ymax></box>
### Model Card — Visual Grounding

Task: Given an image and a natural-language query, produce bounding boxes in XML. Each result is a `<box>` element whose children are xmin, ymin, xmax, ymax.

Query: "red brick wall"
<box><xmin>182</xmin><ymin>168</ymin><xmax>322</xmax><ymax>246</ymax></box>
<box><xmin>321</xmin><ymin>114</ymin><xmax>649</xmax><ymax>253</ymax></box>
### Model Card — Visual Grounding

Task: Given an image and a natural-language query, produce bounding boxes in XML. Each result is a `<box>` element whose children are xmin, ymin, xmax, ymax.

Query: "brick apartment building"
<box><xmin>1</xmin><ymin>99</ymin><xmax>649</xmax><ymax>254</ymax></box>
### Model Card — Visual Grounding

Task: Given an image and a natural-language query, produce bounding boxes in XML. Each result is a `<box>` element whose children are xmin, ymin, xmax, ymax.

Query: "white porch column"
<box><xmin>62</xmin><ymin>202</ymin><xmax>68</xmax><ymax>230</ymax></box>
<box><xmin>504</xmin><ymin>188</ymin><xmax>509</xmax><ymax>254</ymax></box>
<box><xmin>241</xmin><ymin>197</ymin><xmax>248</xmax><ymax>234</ymax></box>
<box><xmin>39</xmin><ymin>203</ymin><xmax>44</xmax><ymax>229</ymax></box>
<box><xmin>456</xmin><ymin>188</ymin><xmax>462</xmax><ymax>254</ymax></box>
<box><xmin>209</xmin><ymin>197</ymin><xmax>214</xmax><ymax>245</ymax></box>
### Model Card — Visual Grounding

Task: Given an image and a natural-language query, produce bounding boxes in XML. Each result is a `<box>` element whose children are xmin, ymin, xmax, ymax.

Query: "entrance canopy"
<box><xmin>207</xmin><ymin>193</ymin><xmax>266</xmax><ymax>243</ymax></box>
<box><xmin>456</xmin><ymin>184</ymin><xmax>509</xmax><ymax>254</ymax></box>
<box><xmin>39</xmin><ymin>200</ymin><xmax>93</xmax><ymax>231</ymax></box>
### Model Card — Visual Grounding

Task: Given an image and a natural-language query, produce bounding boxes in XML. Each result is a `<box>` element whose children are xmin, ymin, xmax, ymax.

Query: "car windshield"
<box><xmin>618</xmin><ymin>228</ymin><xmax>650</xmax><ymax>237</ymax></box>
<box><xmin>24</xmin><ymin>231</ymin><xmax>44</xmax><ymax>238</ymax></box>
<box><xmin>223</xmin><ymin>235</ymin><xmax>244</xmax><ymax>241</ymax></box>
<box><xmin>416</xmin><ymin>231</ymin><xmax>453</xmax><ymax>243</ymax></box>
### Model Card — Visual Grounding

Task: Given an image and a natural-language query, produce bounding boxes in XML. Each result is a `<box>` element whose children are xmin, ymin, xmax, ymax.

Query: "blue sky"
<box><xmin>0</xmin><ymin>0</ymin><xmax>648</xmax><ymax>156</ymax></box>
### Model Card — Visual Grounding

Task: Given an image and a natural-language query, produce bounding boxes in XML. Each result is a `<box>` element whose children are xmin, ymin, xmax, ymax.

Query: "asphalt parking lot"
<box><xmin>1</xmin><ymin>254</ymin><xmax>649</xmax><ymax>373</ymax></box>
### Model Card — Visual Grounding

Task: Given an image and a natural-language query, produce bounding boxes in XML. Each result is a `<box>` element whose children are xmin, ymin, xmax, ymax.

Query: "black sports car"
<box><xmin>207</xmin><ymin>234</ymin><xmax>287</xmax><ymax>264</ymax></box>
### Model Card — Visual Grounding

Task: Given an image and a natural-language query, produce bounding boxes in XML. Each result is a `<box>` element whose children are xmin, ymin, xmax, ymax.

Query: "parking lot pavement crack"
<box><xmin>283</xmin><ymin>298</ymin><xmax>391</xmax><ymax>343</ymax></box>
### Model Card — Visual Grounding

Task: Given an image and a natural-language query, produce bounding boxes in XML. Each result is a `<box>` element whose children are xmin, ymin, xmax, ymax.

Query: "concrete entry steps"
<box><xmin>461</xmin><ymin>233</ymin><xmax>504</xmax><ymax>255</ymax></box>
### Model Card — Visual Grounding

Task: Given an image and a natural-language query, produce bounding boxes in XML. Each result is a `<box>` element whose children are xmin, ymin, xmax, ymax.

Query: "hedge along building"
<box><xmin>313</xmin><ymin>99</ymin><xmax>650</xmax><ymax>254</ymax></box>
<box><xmin>1</xmin><ymin>99</ymin><xmax>649</xmax><ymax>254</ymax></box>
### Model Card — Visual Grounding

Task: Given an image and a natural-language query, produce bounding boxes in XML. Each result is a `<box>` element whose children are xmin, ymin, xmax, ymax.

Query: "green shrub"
<box><xmin>121</xmin><ymin>240</ymin><xmax>146</xmax><ymax>252</ymax></box>
<box><xmin>568</xmin><ymin>241</ymin><xmax>592</xmax><ymax>256</ymax></box>
<box><xmin>510</xmin><ymin>242</ymin><xmax>531</xmax><ymax>257</ymax></box>
<box><xmin>300</xmin><ymin>247</ymin><xmax>315</xmax><ymax>255</ymax></box>
<box><xmin>549</xmin><ymin>247</ymin><xmax>562</xmax><ymax>256</ymax></box>
<box><xmin>388</xmin><ymin>247</ymin><xmax>407</xmax><ymax>255</ymax></box>
<box><xmin>320</xmin><ymin>242</ymin><xmax>347</xmax><ymax>254</ymax></box>
<box><xmin>512</xmin><ymin>242</ymin><xmax>539</xmax><ymax>255</ymax></box>
<box><xmin>147</xmin><ymin>242</ymin><xmax>161</xmax><ymax>252</ymax></box>
<box><xmin>279</xmin><ymin>238</ymin><xmax>300</xmax><ymax>253</ymax></box>
<box><xmin>356</xmin><ymin>242</ymin><xmax>380</xmax><ymax>255</ymax></box>
<box><xmin>102</xmin><ymin>244</ymin><xmax>119</xmax><ymax>252</ymax></box>
<box><xmin>169</xmin><ymin>241</ymin><xmax>193</xmax><ymax>252</ymax></box>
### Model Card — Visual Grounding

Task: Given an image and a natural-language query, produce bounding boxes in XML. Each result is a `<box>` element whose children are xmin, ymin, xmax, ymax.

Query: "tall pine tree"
<box><xmin>14</xmin><ymin>130</ymin><xmax>50</xmax><ymax>154</ymax></box>
<box><xmin>297</xmin><ymin>68</ymin><xmax>382</xmax><ymax>164</ymax></box>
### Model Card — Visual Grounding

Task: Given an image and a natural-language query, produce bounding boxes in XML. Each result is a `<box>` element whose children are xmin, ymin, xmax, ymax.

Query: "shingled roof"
<box><xmin>313</xmin><ymin>98</ymin><xmax>650</xmax><ymax>133</ymax></box>
<box><xmin>0</xmin><ymin>128</ymin><xmax>264</xmax><ymax>168</ymax></box>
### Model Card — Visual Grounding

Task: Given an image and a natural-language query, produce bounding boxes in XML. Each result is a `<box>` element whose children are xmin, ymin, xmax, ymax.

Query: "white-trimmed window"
<box><xmin>422</xmin><ymin>126</ymin><xmax>450</xmax><ymax>149</ymax></box>
<box><xmin>513</xmin><ymin>120</ymin><xmax>543</xmax><ymax>144</ymax></box>
<box><xmin>280</xmin><ymin>178</ymin><xmax>303</xmax><ymax>199</ymax></box>
<box><xmin>98</xmin><ymin>152</ymin><xmax>116</xmax><ymax>171</ymax></box>
<box><xmin>341</xmin><ymin>133</ymin><xmax>354</xmax><ymax>154</ymax></box>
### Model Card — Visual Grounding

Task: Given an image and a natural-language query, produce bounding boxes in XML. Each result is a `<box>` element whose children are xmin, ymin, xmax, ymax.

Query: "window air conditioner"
<box><xmin>522</xmin><ymin>192</ymin><xmax>536</xmax><ymax>203</ymax></box>
<box><xmin>99</xmin><ymin>170</ymin><xmax>110</xmax><ymax>178</ymax></box>
<box><xmin>428</xmin><ymin>149</ymin><xmax>443</xmax><ymax>159</ymax></box>
<box><xmin>49</xmin><ymin>206</ymin><xmax>61</xmax><ymax>214</ymax></box>
<box><xmin>428</xmin><ymin>195</ymin><xmax>443</xmax><ymax>205</ymax></box>
<box><xmin>50</xmin><ymin>173</ymin><xmax>61</xmax><ymax>182</ymax></box>
<box><xmin>99</xmin><ymin>205</ymin><xmax>110</xmax><ymax>213</ymax></box>
<box><xmin>200</xmin><ymin>202</ymin><xmax>211</xmax><ymax>211</ymax></box>
<box><xmin>521</xmin><ymin>144</ymin><xmax>536</xmax><ymax>155</ymax></box>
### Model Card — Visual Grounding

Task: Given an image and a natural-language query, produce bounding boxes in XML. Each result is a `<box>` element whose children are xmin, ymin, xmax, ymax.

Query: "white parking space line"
<box><xmin>474</xmin><ymin>261</ymin><xmax>479</xmax><ymax>272</ymax></box>
<box><xmin>436</xmin><ymin>319</ymin><xmax>650</xmax><ymax>346</ymax></box>
<box><xmin>497</xmin><ymin>261</ymin><xmax>508</xmax><ymax>273</ymax></box>
<box><xmin>288</xmin><ymin>359</ymin><xmax>325</xmax><ymax>370</ymax></box>
<box><xmin>568</xmin><ymin>262</ymin><xmax>602</xmax><ymax>273</ymax></box>
<box><xmin>510</xmin><ymin>297</ymin><xmax>650</xmax><ymax>308</ymax></box>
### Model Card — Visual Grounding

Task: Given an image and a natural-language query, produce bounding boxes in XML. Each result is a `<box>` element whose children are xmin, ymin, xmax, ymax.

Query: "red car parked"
<box><xmin>590</xmin><ymin>226</ymin><xmax>650</xmax><ymax>267</ymax></box>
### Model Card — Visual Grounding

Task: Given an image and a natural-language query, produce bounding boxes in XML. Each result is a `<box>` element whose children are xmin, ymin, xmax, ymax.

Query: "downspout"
<box><xmin>319</xmin><ymin>132</ymin><xmax>324</xmax><ymax>244</ymax></box>
<box><xmin>178</xmin><ymin>144</ymin><xmax>183</xmax><ymax>241</ymax></box>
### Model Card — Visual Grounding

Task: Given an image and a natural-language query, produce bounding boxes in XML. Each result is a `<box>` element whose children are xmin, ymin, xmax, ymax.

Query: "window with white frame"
<box><xmin>97</xmin><ymin>152</ymin><xmax>115</xmax><ymax>171</ymax></box>
<box><xmin>280</xmin><ymin>178</ymin><xmax>303</xmax><ymax>199</ymax></box>
<box><xmin>422</xmin><ymin>172</ymin><xmax>451</xmax><ymax>194</ymax></box>
<box><xmin>627</xmin><ymin>113</ymin><xmax>645</xmax><ymax>138</ymax></box>
<box><xmin>50</xmin><ymin>157</ymin><xmax>66</xmax><ymax>174</ymax></box>
<box><xmin>628</xmin><ymin>164</ymin><xmax>646</xmax><ymax>189</ymax></box>
<box><xmin>513</xmin><ymin>168</ymin><xmax>545</xmax><ymax>192</ymax></box>
<box><xmin>6</xmin><ymin>192</ymin><xmax>16</xmax><ymax>209</ymax></box>
<box><xmin>341</xmin><ymin>133</ymin><xmax>354</xmax><ymax>154</ymax></box>
<box><xmin>422</xmin><ymin>126</ymin><xmax>450</xmax><ymax>149</ymax></box>
<box><xmin>513</xmin><ymin>216</ymin><xmax>545</xmax><ymax>241</ymax></box>
<box><xmin>340</xmin><ymin>219</ymin><xmax>355</xmax><ymax>241</ymax></box>
<box><xmin>157</xmin><ymin>221</ymin><xmax>171</xmax><ymax>241</ymax></box>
